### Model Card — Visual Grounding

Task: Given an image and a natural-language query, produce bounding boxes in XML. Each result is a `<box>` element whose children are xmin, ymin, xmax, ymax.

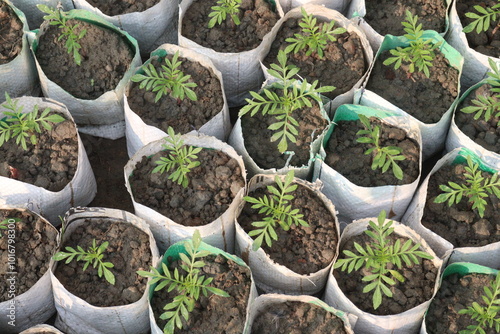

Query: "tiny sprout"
<box><xmin>208</xmin><ymin>0</ymin><xmax>242</xmax><ymax>28</ymax></box>
<box><xmin>0</xmin><ymin>218</ymin><xmax>19</xmax><ymax>237</ymax></box>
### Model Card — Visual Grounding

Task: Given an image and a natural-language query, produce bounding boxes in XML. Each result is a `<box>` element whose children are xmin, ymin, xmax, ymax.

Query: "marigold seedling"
<box><xmin>131</xmin><ymin>51</ymin><xmax>197</xmax><ymax>103</ymax></box>
<box><xmin>356</xmin><ymin>114</ymin><xmax>406</xmax><ymax>180</ymax></box>
<box><xmin>153</xmin><ymin>127</ymin><xmax>202</xmax><ymax>188</ymax></box>
<box><xmin>333</xmin><ymin>210</ymin><xmax>433</xmax><ymax>310</ymax></box>
<box><xmin>137</xmin><ymin>230</ymin><xmax>229</xmax><ymax>334</ymax></box>
<box><xmin>243</xmin><ymin>170</ymin><xmax>308</xmax><ymax>251</ymax></box>
<box><xmin>239</xmin><ymin>50</ymin><xmax>334</xmax><ymax>153</ymax></box>
<box><xmin>0</xmin><ymin>92</ymin><xmax>65</xmax><ymax>150</ymax></box>
<box><xmin>37</xmin><ymin>5</ymin><xmax>87</xmax><ymax>66</ymax></box>
<box><xmin>463</xmin><ymin>2</ymin><xmax>500</xmax><ymax>35</ymax></box>
<box><xmin>285</xmin><ymin>7</ymin><xmax>346</xmax><ymax>58</ymax></box>
<box><xmin>53</xmin><ymin>238</ymin><xmax>116</xmax><ymax>285</ymax></box>
<box><xmin>458</xmin><ymin>273</ymin><xmax>500</xmax><ymax>334</ymax></box>
<box><xmin>383</xmin><ymin>10</ymin><xmax>441</xmax><ymax>78</ymax></box>
<box><xmin>434</xmin><ymin>155</ymin><xmax>500</xmax><ymax>218</ymax></box>
<box><xmin>208</xmin><ymin>0</ymin><xmax>241</xmax><ymax>28</ymax></box>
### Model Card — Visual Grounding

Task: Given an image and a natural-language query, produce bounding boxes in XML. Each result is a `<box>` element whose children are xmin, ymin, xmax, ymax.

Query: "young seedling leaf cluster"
<box><xmin>131</xmin><ymin>51</ymin><xmax>198</xmax><ymax>103</ymax></box>
<box><xmin>434</xmin><ymin>155</ymin><xmax>500</xmax><ymax>218</ymax></box>
<box><xmin>383</xmin><ymin>10</ymin><xmax>440</xmax><ymax>78</ymax></box>
<box><xmin>53</xmin><ymin>239</ymin><xmax>116</xmax><ymax>285</ymax></box>
<box><xmin>239</xmin><ymin>50</ymin><xmax>334</xmax><ymax>153</ymax></box>
<box><xmin>37</xmin><ymin>5</ymin><xmax>87</xmax><ymax>66</ymax></box>
<box><xmin>333</xmin><ymin>210</ymin><xmax>433</xmax><ymax>310</ymax></box>
<box><xmin>0</xmin><ymin>93</ymin><xmax>65</xmax><ymax>150</ymax></box>
<box><xmin>458</xmin><ymin>273</ymin><xmax>500</xmax><ymax>334</ymax></box>
<box><xmin>208</xmin><ymin>0</ymin><xmax>241</xmax><ymax>28</ymax></box>
<box><xmin>285</xmin><ymin>7</ymin><xmax>346</xmax><ymax>58</ymax></box>
<box><xmin>153</xmin><ymin>127</ymin><xmax>202</xmax><ymax>188</ymax></box>
<box><xmin>463</xmin><ymin>2</ymin><xmax>500</xmax><ymax>34</ymax></box>
<box><xmin>0</xmin><ymin>218</ymin><xmax>19</xmax><ymax>237</ymax></box>
<box><xmin>243</xmin><ymin>170</ymin><xmax>308</xmax><ymax>251</ymax></box>
<box><xmin>356</xmin><ymin>114</ymin><xmax>406</xmax><ymax>180</ymax></box>
<box><xmin>137</xmin><ymin>231</ymin><xmax>229</xmax><ymax>334</ymax></box>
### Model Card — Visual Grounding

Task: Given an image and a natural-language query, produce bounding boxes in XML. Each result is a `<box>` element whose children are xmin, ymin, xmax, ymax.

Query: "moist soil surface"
<box><xmin>238</xmin><ymin>181</ymin><xmax>338</xmax><ymax>274</ymax></box>
<box><xmin>0</xmin><ymin>209</ymin><xmax>57</xmax><ymax>300</ymax></box>
<box><xmin>333</xmin><ymin>230</ymin><xmax>438</xmax><ymax>315</ymax></box>
<box><xmin>181</xmin><ymin>0</ymin><xmax>279</xmax><ymax>53</ymax></box>
<box><xmin>127</xmin><ymin>54</ymin><xmax>224</xmax><ymax>134</ymax></box>
<box><xmin>425</xmin><ymin>273</ymin><xmax>498</xmax><ymax>334</ymax></box>
<box><xmin>129</xmin><ymin>148</ymin><xmax>245</xmax><ymax>226</ymax></box>
<box><xmin>0</xmin><ymin>0</ymin><xmax>23</xmax><ymax>65</ymax></box>
<box><xmin>422</xmin><ymin>163</ymin><xmax>500</xmax><ymax>247</ymax></box>
<box><xmin>241</xmin><ymin>94</ymin><xmax>328</xmax><ymax>170</ymax></box>
<box><xmin>250</xmin><ymin>300</ymin><xmax>348</xmax><ymax>334</ymax></box>
<box><xmin>0</xmin><ymin>111</ymin><xmax>78</xmax><ymax>192</ymax></box>
<box><xmin>53</xmin><ymin>218</ymin><xmax>152</xmax><ymax>307</ymax></box>
<box><xmin>262</xmin><ymin>17</ymin><xmax>366</xmax><ymax>100</ymax></box>
<box><xmin>35</xmin><ymin>19</ymin><xmax>134</xmax><ymax>100</ymax></box>
<box><xmin>364</xmin><ymin>0</ymin><xmax>447</xmax><ymax>36</ymax></box>
<box><xmin>152</xmin><ymin>254</ymin><xmax>252</xmax><ymax>334</ymax></box>
<box><xmin>324</xmin><ymin>118</ymin><xmax>420</xmax><ymax>187</ymax></box>
<box><xmin>455</xmin><ymin>83</ymin><xmax>500</xmax><ymax>152</ymax></box>
<box><xmin>457</xmin><ymin>0</ymin><xmax>500</xmax><ymax>58</ymax></box>
<box><xmin>366</xmin><ymin>50</ymin><xmax>459</xmax><ymax>124</ymax></box>
<box><xmin>84</xmin><ymin>0</ymin><xmax>160</xmax><ymax>16</ymax></box>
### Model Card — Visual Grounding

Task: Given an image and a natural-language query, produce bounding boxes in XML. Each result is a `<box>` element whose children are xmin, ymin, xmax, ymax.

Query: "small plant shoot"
<box><xmin>285</xmin><ymin>7</ymin><xmax>346</xmax><ymax>58</ymax></box>
<box><xmin>0</xmin><ymin>218</ymin><xmax>19</xmax><ymax>237</ymax></box>
<box><xmin>208</xmin><ymin>0</ymin><xmax>241</xmax><ymax>28</ymax></box>
<box><xmin>137</xmin><ymin>230</ymin><xmax>229</xmax><ymax>334</ymax></box>
<box><xmin>153</xmin><ymin>127</ymin><xmax>202</xmax><ymax>188</ymax></box>
<box><xmin>461</xmin><ymin>58</ymin><xmax>500</xmax><ymax>126</ymax></box>
<box><xmin>243</xmin><ymin>170</ymin><xmax>308</xmax><ymax>251</ymax></box>
<box><xmin>53</xmin><ymin>239</ymin><xmax>116</xmax><ymax>285</ymax></box>
<box><xmin>0</xmin><ymin>92</ymin><xmax>65</xmax><ymax>150</ymax></box>
<box><xmin>463</xmin><ymin>2</ymin><xmax>500</xmax><ymax>35</ymax></box>
<box><xmin>37</xmin><ymin>5</ymin><xmax>87</xmax><ymax>65</ymax></box>
<box><xmin>383</xmin><ymin>10</ymin><xmax>440</xmax><ymax>78</ymax></box>
<box><xmin>434</xmin><ymin>155</ymin><xmax>500</xmax><ymax>218</ymax></box>
<box><xmin>333</xmin><ymin>210</ymin><xmax>433</xmax><ymax>310</ymax></box>
<box><xmin>239</xmin><ymin>50</ymin><xmax>334</xmax><ymax>153</ymax></box>
<box><xmin>458</xmin><ymin>273</ymin><xmax>500</xmax><ymax>334</ymax></box>
<box><xmin>356</xmin><ymin>114</ymin><xmax>406</xmax><ymax>180</ymax></box>
<box><xmin>131</xmin><ymin>51</ymin><xmax>198</xmax><ymax>103</ymax></box>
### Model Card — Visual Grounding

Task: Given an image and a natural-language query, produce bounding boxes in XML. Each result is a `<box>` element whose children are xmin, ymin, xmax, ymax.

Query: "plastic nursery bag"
<box><xmin>279</xmin><ymin>0</ymin><xmax>351</xmax><ymax>14</ymax></box>
<box><xmin>52</xmin><ymin>207</ymin><xmax>160</xmax><ymax>334</ymax></box>
<box><xmin>259</xmin><ymin>4</ymin><xmax>374</xmax><ymax>116</ymax></box>
<box><xmin>234</xmin><ymin>174</ymin><xmax>340</xmax><ymax>295</ymax></box>
<box><xmin>124</xmin><ymin>43</ymin><xmax>231</xmax><ymax>157</ymax></box>
<box><xmin>402</xmin><ymin>148</ymin><xmax>500</xmax><ymax>264</ymax></box>
<box><xmin>124</xmin><ymin>133</ymin><xmax>247</xmax><ymax>253</ymax></box>
<box><xmin>178</xmin><ymin>0</ymin><xmax>284</xmax><ymax>107</ymax></box>
<box><xmin>324</xmin><ymin>218</ymin><xmax>443</xmax><ymax>334</ymax></box>
<box><xmin>0</xmin><ymin>208</ymin><xmax>57</xmax><ymax>334</ymax></box>
<box><xmin>149</xmin><ymin>237</ymin><xmax>258</xmax><ymax>334</ymax></box>
<box><xmin>29</xmin><ymin>9</ymin><xmax>142</xmax><ymax>139</ymax></box>
<box><xmin>313</xmin><ymin>104</ymin><xmax>422</xmax><ymax>224</ymax></box>
<box><xmin>0</xmin><ymin>97</ymin><xmax>96</xmax><ymax>225</ymax></box>
<box><xmin>354</xmin><ymin>31</ymin><xmax>463</xmax><ymax>159</ymax></box>
<box><xmin>19</xmin><ymin>324</ymin><xmax>65</xmax><ymax>333</ymax></box>
<box><xmin>9</xmin><ymin>0</ymin><xmax>75</xmax><ymax>30</ymax></box>
<box><xmin>0</xmin><ymin>0</ymin><xmax>39</xmax><ymax>102</ymax></box>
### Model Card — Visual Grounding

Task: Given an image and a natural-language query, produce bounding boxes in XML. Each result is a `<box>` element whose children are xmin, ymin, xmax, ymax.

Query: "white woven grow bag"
<box><xmin>52</xmin><ymin>207</ymin><xmax>160</xmax><ymax>334</ymax></box>
<box><xmin>279</xmin><ymin>0</ymin><xmax>351</xmax><ymax>13</ymax></box>
<box><xmin>124</xmin><ymin>133</ymin><xmax>247</xmax><ymax>253</ymax></box>
<box><xmin>124</xmin><ymin>43</ymin><xmax>231</xmax><ymax>157</ymax></box>
<box><xmin>9</xmin><ymin>0</ymin><xmax>75</xmax><ymax>29</ymax></box>
<box><xmin>0</xmin><ymin>97</ymin><xmax>96</xmax><ymax>225</ymax></box>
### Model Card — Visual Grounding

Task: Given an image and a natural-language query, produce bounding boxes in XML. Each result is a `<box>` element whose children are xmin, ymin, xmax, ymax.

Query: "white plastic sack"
<box><xmin>0</xmin><ymin>0</ymin><xmax>39</xmax><ymax>103</ymax></box>
<box><xmin>52</xmin><ymin>207</ymin><xmax>161</xmax><ymax>334</ymax></box>
<box><xmin>313</xmin><ymin>104</ymin><xmax>422</xmax><ymax>224</ymax></box>
<box><xmin>0</xmin><ymin>97</ymin><xmax>96</xmax><ymax>225</ymax></box>
<box><xmin>124</xmin><ymin>133</ymin><xmax>247</xmax><ymax>253</ymax></box>
<box><xmin>20</xmin><ymin>324</ymin><xmax>64</xmax><ymax>334</ymax></box>
<box><xmin>179</xmin><ymin>0</ymin><xmax>284</xmax><ymax>107</ymax></box>
<box><xmin>0</xmin><ymin>208</ymin><xmax>57</xmax><ymax>334</ymax></box>
<box><xmin>235</xmin><ymin>175</ymin><xmax>340</xmax><ymax>295</ymax></box>
<box><xmin>245</xmin><ymin>294</ymin><xmax>356</xmax><ymax>334</ymax></box>
<box><xmin>72</xmin><ymin>0</ymin><xmax>176</xmax><ymax>55</ymax></box>
<box><xmin>125</xmin><ymin>44</ymin><xmax>231</xmax><ymax>157</ymax></box>
<box><xmin>9</xmin><ymin>0</ymin><xmax>74</xmax><ymax>30</ymax></box>
<box><xmin>401</xmin><ymin>148</ymin><xmax>500</xmax><ymax>262</ymax></box>
<box><xmin>28</xmin><ymin>9</ymin><xmax>143</xmax><ymax>139</ymax></box>
<box><xmin>324</xmin><ymin>218</ymin><xmax>442</xmax><ymax>334</ymax></box>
